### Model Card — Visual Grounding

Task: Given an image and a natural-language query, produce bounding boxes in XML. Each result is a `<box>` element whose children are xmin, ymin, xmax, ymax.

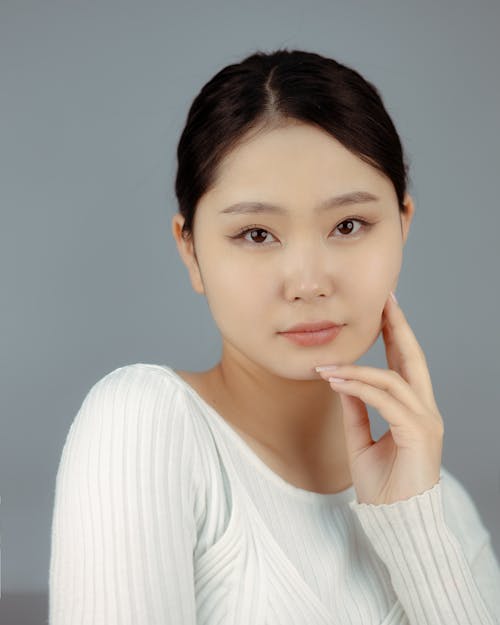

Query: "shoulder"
<box><xmin>84</xmin><ymin>362</ymin><xmax>180</xmax><ymax>397</ymax></box>
<box><xmin>80</xmin><ymin>362</ymin><xmax>188</xmax><ymax>417</ymax></box>
<box><xmin>66</xmin><ymin>362</ymin><xmax>202</xmax><ymax>457</ymax></box>
<box><xmin>439</xmin><ymin>464</ymin><xmax>492</xmax><ymax>562</ymax></box>
<box><xmin>59</xmin><ymin>363</ymin><xmax>208</xmax><ymax>507</ymax></box>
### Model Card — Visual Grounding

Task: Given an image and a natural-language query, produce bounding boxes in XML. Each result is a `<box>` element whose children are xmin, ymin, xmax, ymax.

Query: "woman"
<box><xmin>49</xmin><ymin>48</ymin><xmax>500</xmax><ymax>624</ymax></box>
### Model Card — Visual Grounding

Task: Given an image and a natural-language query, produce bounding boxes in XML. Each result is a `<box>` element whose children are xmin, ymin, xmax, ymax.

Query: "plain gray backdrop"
<box><xmin>2</xmin><ymin>0</ymin><xmax>499</xmax><ymax>622</ymax></box>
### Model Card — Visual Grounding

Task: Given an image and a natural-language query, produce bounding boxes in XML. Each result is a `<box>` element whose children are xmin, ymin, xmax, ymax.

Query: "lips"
<box><xmin>280</xmin><ymin>320</ymin><xmax>342</xmax><ymax>333</ymax></box>
<box><xmin>278</xmin><ymin>323</ymin><xmax>344</xmax><ymax>346</ymax></box>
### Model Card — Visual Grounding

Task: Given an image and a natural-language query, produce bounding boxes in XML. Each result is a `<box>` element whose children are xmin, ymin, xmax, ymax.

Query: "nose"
<box><xmin>282</xmin><ymin>240</ymin><xmax>334</xmax><ymax>302</ymax></box>
<box><xmin>290</xmin><ymin>283</ymin><xmax>328</xmax><ymax>301</ymax></box>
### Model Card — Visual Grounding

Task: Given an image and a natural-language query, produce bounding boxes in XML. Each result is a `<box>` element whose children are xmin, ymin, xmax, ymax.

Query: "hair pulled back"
<box><xmin>175</xmin><ymin>48</ymin><xmax>410</xmax><ymax>244</ymax></box>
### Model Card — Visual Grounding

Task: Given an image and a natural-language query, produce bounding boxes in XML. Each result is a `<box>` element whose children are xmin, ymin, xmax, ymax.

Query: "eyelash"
<box><xmin>229</xmin><ymin>217</ymin><xmax>373</xmax><ymax>246</ymax></box>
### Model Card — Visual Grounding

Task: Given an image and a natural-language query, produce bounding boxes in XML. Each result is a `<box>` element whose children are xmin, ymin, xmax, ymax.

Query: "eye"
<box><xmin>335</xmin><ymin>218</ymin><xmax>368</xmax><ymax>237</ymax></box>
<box><xmin>234</xmin><ymin>227</ymin><xmax>277</xmax><ymax>245</ymax></box>
<box><xmin>229</xmin><ymin>218</ymin><xmax>372</xmax><ymax>246</ymax></box>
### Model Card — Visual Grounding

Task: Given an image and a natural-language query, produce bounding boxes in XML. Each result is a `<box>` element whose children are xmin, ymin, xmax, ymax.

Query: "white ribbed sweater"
<box><xmin>49</xmin><ymin>363</ymin><xmax>500</xmax><ymax>624</ymax></box>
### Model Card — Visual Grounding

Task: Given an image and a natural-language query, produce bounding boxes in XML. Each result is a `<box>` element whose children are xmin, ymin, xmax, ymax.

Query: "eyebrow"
<box><xmin>218</xmin><ymin>191</ymin><xmax>380</xmax><ymax>215</ymax></box>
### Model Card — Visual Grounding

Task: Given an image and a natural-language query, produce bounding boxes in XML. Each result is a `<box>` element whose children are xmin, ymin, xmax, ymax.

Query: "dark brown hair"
<box><xmin>175</xmin><ymin>48</ymin><xmax>410</xmax><ymax>245</ymax></box>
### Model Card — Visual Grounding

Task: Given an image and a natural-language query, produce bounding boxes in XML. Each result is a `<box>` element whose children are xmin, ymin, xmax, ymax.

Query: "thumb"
<box><xmin>339</xmin><ymin>393</ymin><xmax>374</xmax><ymax>461</ymax></box>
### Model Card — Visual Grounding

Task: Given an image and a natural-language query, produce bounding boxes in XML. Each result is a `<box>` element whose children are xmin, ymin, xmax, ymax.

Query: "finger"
<box><xmin>383</xmin><ymin>295</ymin><xmax>437</xmax><ymax>409</ymax></box>
<box><xmin>383</xmin><ymin>294</ymin><xmax>427</xmax><ymax>364</ymax></box>
<box><xmin>329</xmin><ymin>377</ymin><xmax>415</xmax><ymax>431</ymax></box>
<box><xmin>318</xmin><ymin>364</ymin><xmax>424</xmax><ymax>416</ymax></box>
<box><xmin>337</xmin><ymin>393</ymin><xmax>375</xmax><ymax>460</ymax></box>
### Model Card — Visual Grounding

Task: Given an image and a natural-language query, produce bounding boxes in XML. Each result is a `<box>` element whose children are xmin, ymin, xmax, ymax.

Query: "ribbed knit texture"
<box><xmin>49</xmin><ymin>363</ymin><xmax>500</xmax><ymax>624</ymax></box>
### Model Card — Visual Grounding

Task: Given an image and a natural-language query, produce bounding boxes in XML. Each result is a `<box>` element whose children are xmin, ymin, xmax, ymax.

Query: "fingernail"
<box><xmin>390</xmin><ymin>291</ymin><xmax>398</xmax><ymax>304</ymax></box>
<box><xmin>315</xmin><ymin>365</ymin><xmax>338</xmax><ymax>372</ymax></box>
<box><xmin>328</xmin><ymin>377</ymin><xmax>346</xmax><ymax>383</ymax></box>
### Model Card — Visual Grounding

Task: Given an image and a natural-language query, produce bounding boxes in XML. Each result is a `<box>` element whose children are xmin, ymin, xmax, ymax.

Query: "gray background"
<box><xmin>2</xmin><ymin>0</ymin><xmax>499</xmax><ymax>622</ymax></box>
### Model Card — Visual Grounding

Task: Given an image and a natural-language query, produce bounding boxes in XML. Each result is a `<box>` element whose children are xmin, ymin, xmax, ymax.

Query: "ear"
<box><xmin>400</xmin><ymin>193</ymin><xmax>415</xmax><ymax>246</ymax></box>
<box><xmin>171</xmin><ymin>213</ymin><xmax>205</xmax><ymax>295</ymax></box>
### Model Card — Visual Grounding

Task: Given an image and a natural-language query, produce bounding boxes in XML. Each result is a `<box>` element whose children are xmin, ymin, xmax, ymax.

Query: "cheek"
<box><xmin>348</xmin><ymin>243</ymin><xmax>402</xmax><ymax>334</ymax></box>
<box><xmin>354</xmin><ymin>240</ymin><xmax>402</xmax><ymax>294</ymax></box>
<box><xmin>209</xmin><ymin>259</ymin><xmax>270</xmax><ymax>294</ymax></box>
<box><xmin>202</xmin><ymin>258</ymin><xmax>272</xmax><ymax>323</ymax></box>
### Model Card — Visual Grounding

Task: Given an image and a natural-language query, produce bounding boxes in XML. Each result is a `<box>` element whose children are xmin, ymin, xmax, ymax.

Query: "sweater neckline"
<box><xmin>159</xmin><ymin>364</ymin><xmax>357</xmax><ymax>506</ymax></box>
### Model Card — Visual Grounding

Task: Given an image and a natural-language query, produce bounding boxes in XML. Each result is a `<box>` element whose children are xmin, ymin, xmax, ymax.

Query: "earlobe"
<box><xmin>172</xmin><ymin>214</ymin><xmax>194</xmax><ymax>264</ymax></box>
<box><xmin>171</xmin><ymin>213</ymin><xmax>205</xmax><ymax>295</ymax></box>
<box><xmin>400</xmin><ymin>194</ymin><xmax>415</xmax><ymax>245</ymax></box>
<box><xmin>187</xmin><ymin>251</ymin><xmax>205</xmax><ymax>295</ymax></box>
<box><xmin>171</xmin><ymin>213</ymin><xmax>186</xmax><ymax>247</ymax></box>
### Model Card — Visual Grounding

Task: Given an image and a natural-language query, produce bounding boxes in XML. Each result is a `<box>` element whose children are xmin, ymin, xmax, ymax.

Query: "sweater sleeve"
<box><xmin>348</xmin><ymin>473</ymin><xmax>500</xmax><ymax>625</ymax></box>
<box><xmin>49</xmin><ymin>363</ymin><xmax>204</xmax><ymax>625</ymax></box>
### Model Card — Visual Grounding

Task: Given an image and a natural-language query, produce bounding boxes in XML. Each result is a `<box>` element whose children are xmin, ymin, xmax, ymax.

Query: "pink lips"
<box><xmin>281</xmin><ymin>320</ymin><xmax>341</xmax><ymax>333</ymax></box>
<box><xmin>278</xmin><ymin>323</ymin><xmax>344</xmax><ymax>347</ymax></box>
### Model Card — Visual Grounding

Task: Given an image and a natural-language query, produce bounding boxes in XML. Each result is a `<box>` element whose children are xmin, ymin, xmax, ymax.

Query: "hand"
<box><xmin>315</xmin><ymin>292</ymin><xmax>444</xmax><ymax>506</ymax></box>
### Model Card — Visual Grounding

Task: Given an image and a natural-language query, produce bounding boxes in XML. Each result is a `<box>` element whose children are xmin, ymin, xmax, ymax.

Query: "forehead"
<box><xmin>205</xmin><ymin>122</ymin><xmax>394</xmax><ymax>205</ymax></box>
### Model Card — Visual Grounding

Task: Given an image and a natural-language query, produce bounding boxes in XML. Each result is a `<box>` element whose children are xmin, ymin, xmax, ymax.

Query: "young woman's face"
<box><xmin>178</xmin><ymin>121</ymin><xmax>414</xmax><ymax>379</ymax></box>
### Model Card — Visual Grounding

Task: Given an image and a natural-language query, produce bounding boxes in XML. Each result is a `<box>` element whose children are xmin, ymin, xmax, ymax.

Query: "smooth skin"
<box><xmin>171</xmin><ymin>120</ymin><xmax>439</xmax><ymax>498</ymax></box>
<box><xmin>316</xmin><ymin>293</ymin><xmax>444</xmax><ymax>505</ymax></box>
